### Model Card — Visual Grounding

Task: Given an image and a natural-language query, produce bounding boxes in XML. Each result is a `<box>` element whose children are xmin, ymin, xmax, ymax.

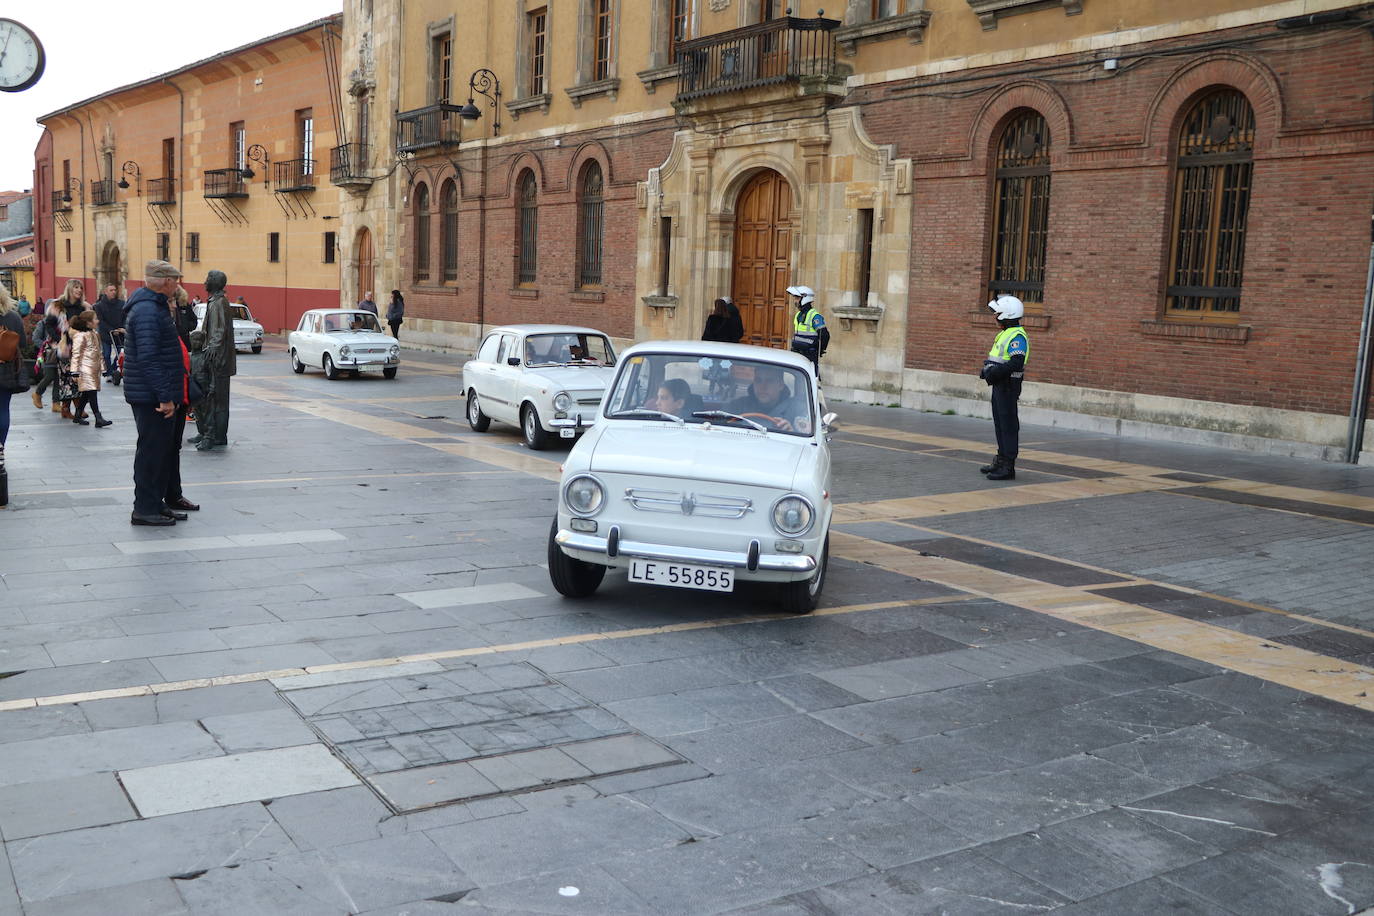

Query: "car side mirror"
<box><xmin>821</xmin><ymin>411</ymin><xmax>839</xmax><ymax>439</ymax></box>
<box><xmin>507</xmin><ymin>357</ymin><xmax>521</xmax><ymax>366</ymax></box>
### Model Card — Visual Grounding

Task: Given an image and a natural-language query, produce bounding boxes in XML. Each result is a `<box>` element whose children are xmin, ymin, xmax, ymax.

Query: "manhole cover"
<box><xmin>280</xmin><ymin>662</ymin><xmax>683</xmax><ymax>812</ymax></box>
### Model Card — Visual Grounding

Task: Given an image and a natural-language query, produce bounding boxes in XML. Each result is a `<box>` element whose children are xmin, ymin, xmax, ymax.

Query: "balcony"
<box><xmin>330</xmin><ymin>143</ymin><xmax>372</xmax><ymax>189</ymax></box>
<box><xmin>51</xmin><ymin>190</ymin><xmax>71</xmax><ymax>213</ymax></box>
<box><xmin>395</xmin><ymin>103</ymin><xmax>464</xmax><ymax>153</ymax></box>
<box><xmin>146</xmin><ymin>178</ymin><xmax>176</xmax><ymax>205</ymax></box>
<box><xmin>203</xmin><ymin>168</ymin><xmax>249</xmax><ymax>199</ymax></box>
<box><xmin>676</xmin><ymin>16</ymin><xmax>840</xmax><ymax>102</ymax></box>
<box><xmin>273</xmin><ymin>159</ymin><xmax>317</xmax><ymax>193</ymax></box>
<box><xmin>90</xmin><ymin>178</ymin><xmax>116</xmax><ymax>206</ymax></box>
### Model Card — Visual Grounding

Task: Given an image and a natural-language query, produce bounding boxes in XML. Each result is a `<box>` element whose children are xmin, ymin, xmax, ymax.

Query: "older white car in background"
<box><xmin>462</xmin><ymin>324</ymin><xmax>618</xmax><ymax>450</ymax></box>
<box><xmin>548</xmin><ymin>341</ymin><xmax>835</xmax><ymax>613</ymax></box>
<box><xmin>191</xmin><ymin>301</ymin><xmax>265</xmax><ymax>353</ymax></box>
<box><xmin>288</xmin><ymin>309</ymin><xmax>400</xmax><ymax>379</ymax></box>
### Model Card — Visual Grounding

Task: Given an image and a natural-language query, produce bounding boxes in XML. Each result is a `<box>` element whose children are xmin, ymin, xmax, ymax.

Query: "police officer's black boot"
<box><xmin>979</xmin><ymin>455</ymin><xmax>1005</xmax><ymax>474</ymax></box>
<box><xmin>985</xmin><ymin>460</ymin><xmax>1016</xmax><ymax>481</ymax></box>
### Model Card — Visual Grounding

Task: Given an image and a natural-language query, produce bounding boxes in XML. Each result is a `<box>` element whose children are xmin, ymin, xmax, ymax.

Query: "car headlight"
<box><xmin>771</xmin><ymin>495</ymin><xmax>815</xmax><ymax>536</ymax></box>
<box><xmin>339</xmin><ymin>345</ymin><xmax>351</xmax><ymax>357</ymax></box>
<box><xmin>563</xmin><ymin>475</ymin><xmax>605</xmax><ymax>516</ymax></box>
<box><xmin>389</xmin><ymin>345</ymin><xmax>400</xmax><ymax>359</ymax></box>
<box><xmin>553</xmin><ymin>391</ymin><xmax>572</xmax><ymax>412</ymax></box>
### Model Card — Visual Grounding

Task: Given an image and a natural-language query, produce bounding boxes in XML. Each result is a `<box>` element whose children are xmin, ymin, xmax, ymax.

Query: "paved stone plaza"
<box><xmin>1</xmin><ymin>343</ymin><xmax>1372</xmax><ymax>915</ymax></box>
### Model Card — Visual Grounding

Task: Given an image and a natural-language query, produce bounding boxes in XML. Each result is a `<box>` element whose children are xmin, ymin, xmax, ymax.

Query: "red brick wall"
<box><xmin>856</xmin><ymin>20</ymin><xmax>1374</xmax><ymax>417</ymax></box>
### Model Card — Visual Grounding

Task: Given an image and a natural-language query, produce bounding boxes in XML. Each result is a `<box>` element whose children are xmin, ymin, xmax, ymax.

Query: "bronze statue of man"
<box><xmin>197</xmin><ymin>270</ymin><xmax>236</xmax><ymax>451</ymax></box>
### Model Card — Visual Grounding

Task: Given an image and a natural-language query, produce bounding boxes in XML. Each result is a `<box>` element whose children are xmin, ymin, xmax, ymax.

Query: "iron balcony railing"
<box><xmin>676</xmin><ymin>16</ymin><xmax>839</xmax><ymax>101</ymax></box>
<box><xmin>51</xmin><ymin>190</ymin><xmax>72</xmax><ymax>212</ymax></box>
<box><xmin>90</xmin><ymin>178</ymin><xmax>116</xmax><ymax>206</ymax></box>
<box><xmin>329</xmin><ymin>143</ymin><xmax>370</xmax><ymax>184</ymax></box>
<box><xmin>203</xmin><ymin>168</ymin><xmax>249</xmax><ymax>199</ymax></box>
<box><xmin>395</xmin><ymin>103</ymin><xmax>464</xmax><ymax>153</ymax></box>
<box><xmin>273</xmin><ymin>158</ymin><xmax>317</xmax><ymax>192</ymax></box>
<box><xmin>146</xmin><ymin>178</ymin><xmax>176</xmax><ymax>205</ymax></box>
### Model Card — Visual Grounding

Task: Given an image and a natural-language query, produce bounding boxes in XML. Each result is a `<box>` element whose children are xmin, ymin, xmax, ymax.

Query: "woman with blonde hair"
<box><xmin>44</xmin><ymin>279</ymin><xmax>87</xmax><ymax>418</ymax></box>
<box><xmin>68</xmin><ymin>310</ymin><xmax>111</xmax><ymax>427</ymax></box>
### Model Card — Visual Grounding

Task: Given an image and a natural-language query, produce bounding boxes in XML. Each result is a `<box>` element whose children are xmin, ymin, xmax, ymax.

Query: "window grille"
<box><xmin>577</xmin><ymin>163</ymin><xmax>604</xmax><ymax>288</ymax></box>
<box><xmin>324</xmin><ymin>231</ymin><xmax>336</xmax><ymax>264</ymax></box>
<box><xmin>441</xmin><ymin>180</ymin><xmax>459</xmax><ymax>282</ymax></box>
<box><xmin>1166</xmin><ymin>89</ymin><xmax>1255</xmax><ymax>319</ymax></box>
<box><xmin>517</xmin><ymin>171</ymin><xmax>538</xmax><ymax>285</ymax></box>
<box><xmin>990</xmin><ymin>110</ymin><xmax>1051</xmax><ymax>306</ymax></box>
<box><xmin>187</xmin><ymin>232</ymin><xmax>200</xmax><ymax>262</ymax></box>
<box><xmin>414</xmin><ymin>183</ymin><xmax>431</xmax><ymax>281</ymax></box>
<box><xmin>156</xmin><ymin>233</ymin><xmax>169</xmax><ymax>262</ymax></box>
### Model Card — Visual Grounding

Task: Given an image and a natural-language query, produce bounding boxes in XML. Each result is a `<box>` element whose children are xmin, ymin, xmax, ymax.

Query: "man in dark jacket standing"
<box><xmin>94</xmin><ymin>283</ymin><xmax>126</xmax><ymax>380</ymax></box>
<box><xmin>123</xmin><ymin>260</ymin><xmax>187</xmax><ymax>526</ymax></box>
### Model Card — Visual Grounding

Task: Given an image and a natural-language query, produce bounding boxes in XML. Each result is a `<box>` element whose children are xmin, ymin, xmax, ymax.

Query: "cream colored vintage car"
<box><xmin>288</xmin><ymin>309</ymin><xmax>400</xmax><ymax>379</ymax></box>
<box><xmin>548</xmin><ymin>341</ymin><xmax>835</xmax><ymax>613</ymax></box>
<box><xmin>462</xmin><ymin>324</ymin><xmax>618</xmax><ymax>450</ymax></box>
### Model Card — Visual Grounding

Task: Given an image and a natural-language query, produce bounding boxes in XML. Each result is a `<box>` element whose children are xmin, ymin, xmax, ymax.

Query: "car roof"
<box><xmin>618</xmin><ymin>340</ymin><xmax>815</xmax><ymax>371</ymax></box>
<box><xmin>485</xmin><ymin>324</ymin><xmax>610</xmax><ymax>337</ymax></box>
<box><xmin>301</xmin><ymin>309</ymin><xmax>378</xmax><ymax>315</ymax></box>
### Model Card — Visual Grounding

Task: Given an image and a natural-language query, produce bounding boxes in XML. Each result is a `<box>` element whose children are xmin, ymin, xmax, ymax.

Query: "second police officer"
<box><xmin>787</xmin><ymin>284</ymin><xmax>829</xmax><ymax>379</ymax></box>
<box><xmin>979</xmin><ymin>294</ymin><xmax>1029</xmax><ymax>481</ymax></box>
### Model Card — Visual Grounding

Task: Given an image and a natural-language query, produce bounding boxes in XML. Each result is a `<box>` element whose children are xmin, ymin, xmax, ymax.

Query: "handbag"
<box><xmin>0</xmin><ymin>327</ymin><xmax>18</xmax><ymax>363</ymax></box>
<box><xmin>56</xmin><ymin>370</ymin><xmax>79</xmax><ymax>402</ymax></box>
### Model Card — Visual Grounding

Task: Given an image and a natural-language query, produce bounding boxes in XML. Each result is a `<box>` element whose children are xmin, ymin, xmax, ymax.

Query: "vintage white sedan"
<box><xmin>288</xmin><ymin>309</ymin><xmax>400</xmax><ymax>379</ymax></box>
<box><xmin>462</xmin><ymin>324</ymin><xmax>618</xmax><ymax>450</ymax></box>
<box><xmin>548</xmin><ymin>341</ymin><xmax>836</xmax><ymax>613</ymax></box>
<box><xmin>192</xmin><ymin>301</ymin><xmax>265</xmax><ymax>353</ymax></box>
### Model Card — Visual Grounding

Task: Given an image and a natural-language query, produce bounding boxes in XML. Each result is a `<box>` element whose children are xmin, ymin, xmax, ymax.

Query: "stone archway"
<box><xmin>98</xmin><ymin>241</ymin><xmax>123</xmax><ymax>293</ymax></box>
<box><xmin>731</xmin><ymin>169</ymin><xmax>793</xmax><ymax>349</ymax></box>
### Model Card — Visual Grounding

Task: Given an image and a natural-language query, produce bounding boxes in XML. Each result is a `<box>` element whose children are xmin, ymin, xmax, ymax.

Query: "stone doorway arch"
<box><xmin>98</xmin><ymin>241</ymin><xmax>124</xmax><ymax>293</ymax></box>
<box><xmin>731</xmin><ymin>169</ymin><xmax>793</xmax><ymax>349</ymax></box>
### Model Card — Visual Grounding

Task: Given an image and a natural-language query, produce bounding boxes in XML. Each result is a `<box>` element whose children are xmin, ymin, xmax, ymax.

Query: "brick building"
<box><xmin>340</xmin><ymin>1</ymin><xmax>1373</xmax><ymax>460</ymax></box>
<box><xmin>34</xmin><ymin>16</ymin><xmax>345</xmax><ymax>335</ymax></box>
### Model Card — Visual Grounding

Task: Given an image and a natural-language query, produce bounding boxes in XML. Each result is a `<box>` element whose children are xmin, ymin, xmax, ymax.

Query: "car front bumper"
<box><xmin>555</xmin><ymin>527</ymin><xmax>817</xmax><ymax>580</ymax></box>
<box><xmin>338</xmin><ymin>357</ymin><xmax>400</xmax><ymax>368</ymax></box>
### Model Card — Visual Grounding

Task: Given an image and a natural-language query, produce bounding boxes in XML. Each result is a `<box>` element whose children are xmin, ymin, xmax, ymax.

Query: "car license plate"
<box><xmin>629</xmin><ymin>560</ymin><xmax>734</xmax><ymax>592</ymax></box>
<box><xmin>560</xmin><ymin>428</ymin><xmax>575</xmax><ymax>438</ymax></box>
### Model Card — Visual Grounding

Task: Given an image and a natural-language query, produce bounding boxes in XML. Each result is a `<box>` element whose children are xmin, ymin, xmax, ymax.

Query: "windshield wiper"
<box><xmin>614</xmin><ymin>408</ymin><xmax>685</xmax><ymax>427</ymax></box>
<box><xmin>692</xmin><ymin>410</ymin><xmax>767</xmax><ymax>433</ymax></box>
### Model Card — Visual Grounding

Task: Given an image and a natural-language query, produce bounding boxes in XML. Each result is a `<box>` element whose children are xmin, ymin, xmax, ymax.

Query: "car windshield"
<box><xmin>324</xmin><ymin>312</ymin><xmax>381</xmax><ymax>333</ymax></box>
<box><xmin>524</xmin><ymin>333</ymin><xmax>615</xmax><ymax>367</ymax></box>
<box><xmin>604</xmin><ymin>353</ymin><xmax>816</xmax><ymax>436</ymax></box>
<box><xmin>230</xmin><ymin>305</ymin><xmax>252</xmax><ymax>321</ymax></box>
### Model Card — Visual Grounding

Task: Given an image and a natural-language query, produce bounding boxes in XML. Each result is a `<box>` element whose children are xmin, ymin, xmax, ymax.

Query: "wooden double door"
<box><xmin>730</xmin><ymin>169</ymin><xmax>793</xmax><ymax>349</ymax></box>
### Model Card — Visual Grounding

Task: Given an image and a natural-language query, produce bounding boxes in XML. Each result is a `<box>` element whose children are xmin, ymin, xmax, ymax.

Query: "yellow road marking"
<box><xmin>833</xmin><ymin>476</ymin><xmax>1190</xmax><ymax>523</ymax></box>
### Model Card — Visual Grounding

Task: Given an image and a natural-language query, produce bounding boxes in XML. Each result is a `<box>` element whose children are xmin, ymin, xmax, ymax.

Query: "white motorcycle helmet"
<box><xmin>789</xmin><ymin>285</ymin><xmax>816</xmax><ymax>306</ymax></box>
<box><xmin>988</xmin><ymin>294</ymin><xmax>1024</xmax><ymax>321</ymax></box>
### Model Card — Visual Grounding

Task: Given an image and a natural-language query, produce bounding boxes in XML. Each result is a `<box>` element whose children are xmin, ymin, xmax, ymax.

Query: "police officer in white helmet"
<box><xmin>978</xmin><ymin>294</ymin><xmax>1029</xmax><ymax>480</ymax></box>
<box><xmin>787</xmin><ymin>285</ymin><xmax>829</xmax><ymax>379</ymax></box>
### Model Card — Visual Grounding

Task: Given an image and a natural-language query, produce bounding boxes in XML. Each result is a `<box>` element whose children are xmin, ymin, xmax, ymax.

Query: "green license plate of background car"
<box><xmin>628</xmin><ymin>560</ymin><xmax>734</xmax><ymax>592</ymax></box>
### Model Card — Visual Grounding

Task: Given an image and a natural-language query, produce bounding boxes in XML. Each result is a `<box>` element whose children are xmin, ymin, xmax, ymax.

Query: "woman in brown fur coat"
<box><xmin>68</xmin><ymin>310</ymin><xmax>111</xmax><ymax>427</ymax></box>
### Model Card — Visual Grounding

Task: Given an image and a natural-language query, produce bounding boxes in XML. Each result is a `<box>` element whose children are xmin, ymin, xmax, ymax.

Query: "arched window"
<box><xmin>577</xmin><ymin>161</ymin><xmax>604</xmax><ymax>288</ymax></box>
<box><xmin>1167</xmin><ymin>89</ymin><xmax>1255</xmax><ymax>319</ymax></box>
<box><xmin>441</xmin><ymin>179</ymin><xmax>459</xmax><ymax>282</ymax></box>
<box><xmin>517</xmin><ymin>170</ymin><xmax>538</xmax><ymax>285</ymax></box>
<box><xmin>413</xmin><ymin>182</ymin><xmax>430</xmax><ymax>282</ymax></box>
<box><xmin>990</xmin><ymin>110</ymin><xmax>1050</xmax><ymax>307</ymax></box>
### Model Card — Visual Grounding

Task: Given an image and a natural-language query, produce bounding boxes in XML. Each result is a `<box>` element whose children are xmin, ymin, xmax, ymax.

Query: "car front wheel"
<box><xmin>547</xmin><ymin>519</ymin><xmax>605</xmax><ymax>598</ymax></box>
<box><xmin>778</xmin><ymin>533</ymin><xmax>828</xmax><ymax>614</ymax></box>
<box><xmin>522</xmin><ymin>405</ymin><xmax>550</xmax><ymax>450</ymax></box>
<box><xmin>323</xmin><ymin>354</ymin><xmax>339</xmax><ymax>380</ymax></box>
<box><xmin>383</xmin><ymin>366</ymin><xmax>398</xmax><ymax>379</ymax></box>
<box><xmin>466</xmin><ymin>390</ymin><xmax>491</xmax><ymax>432</ymax></box>
<box><xmin>290</xmin><ymin>349</ymin><xmax>305</xmax><ymax>374</ymax></box>
<box><xmin>251</xmin><ymin>344</ymin><xmax>263</xmax><ymax>354</ymax></box>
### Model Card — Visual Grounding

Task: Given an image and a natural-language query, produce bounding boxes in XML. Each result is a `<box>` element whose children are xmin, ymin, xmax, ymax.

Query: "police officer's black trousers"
<box><xmin>990</xmin><ymin>382</ymin><xmax>1020</xmax><ymax>463</ymax></box>
<box><xmin>131</xmin><ymin>403</ymin><xmax>175</xmax><ymax>517</ymax></box>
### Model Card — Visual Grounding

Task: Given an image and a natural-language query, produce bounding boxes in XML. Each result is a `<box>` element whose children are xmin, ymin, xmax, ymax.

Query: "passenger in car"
<box><xmin>654</xmin><ymin>378</ymin><xmax>695</xmax><ymax>418</ymax></box>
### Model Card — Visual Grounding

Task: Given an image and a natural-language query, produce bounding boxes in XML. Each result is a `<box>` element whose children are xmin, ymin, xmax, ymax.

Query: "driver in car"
<box><xmin>726</xmin><ymin>364</ymin><xmax>804</xmax><ymax>431</ymax></box>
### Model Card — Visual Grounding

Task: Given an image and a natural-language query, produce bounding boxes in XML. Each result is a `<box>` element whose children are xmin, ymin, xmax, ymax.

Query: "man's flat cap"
<box><xmin>145</xmin><ymin>259</ymin><xmax>183</xmax><ymax>278</ymax></box>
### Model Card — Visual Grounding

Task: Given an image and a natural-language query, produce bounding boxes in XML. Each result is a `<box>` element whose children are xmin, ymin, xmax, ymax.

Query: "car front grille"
<box><xmin>624</xmin><ymin>488</ymin><xmax>753</xmax><ymax>519</ymax></box>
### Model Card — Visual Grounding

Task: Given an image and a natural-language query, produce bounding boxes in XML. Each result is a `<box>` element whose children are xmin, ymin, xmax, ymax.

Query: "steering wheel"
<box><xmin>739</xmin><ymin>412</ymin><xmax>792</xmax><ymax>431</ymax></box>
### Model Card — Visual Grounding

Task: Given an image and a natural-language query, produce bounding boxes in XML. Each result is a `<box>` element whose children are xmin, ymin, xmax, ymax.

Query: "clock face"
<box><xmin>0</xmin><ymin>18</ymin><xmax>45</xmax><ymax>93</ymax></box>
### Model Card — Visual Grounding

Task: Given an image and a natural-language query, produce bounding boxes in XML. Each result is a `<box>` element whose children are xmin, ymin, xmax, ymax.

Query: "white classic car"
<box><xmin>288</xmin><ymin>309</ymin><xmax>400</xmax><ymax>379</ymax></box>
<box><xmin>548</xmin><ymin>341</ymin><xmax>836</xmax><ymax>613</ymax></box>
<box><xmin>462</xmin><ymin>324</ymin><xmax>618</xmax><ymax>450</ymax></box>
<box><xmin>192</xmin><ymin>301</ymin><xmax>264</xmax><ymax>353</ymax></box>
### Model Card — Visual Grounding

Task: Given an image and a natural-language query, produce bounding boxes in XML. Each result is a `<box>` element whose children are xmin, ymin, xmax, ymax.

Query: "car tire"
<box><xmin>383</xmin><ymin>366</ymin><xmax>398</xmax><ymax>379</ymax></box>
<box><xmin>251</xmin><ymin>344</ymin><xmax>262</xmax><ymax>354</ymax></box>
<box><xmin>323</xmin><ymin>354</ymin><xmax>339</xmax><ymax>380</ymax></box>
<box><xmin>467</xmin><ymin>390</ymin><xmax>491</xmax><ymax>432</ymax></box>
<box><xmin>778</xmin><ymin>532</ymin><xmax>828</xmax><ymax>615</ymax></box>
<box><xmin>547</xmin><ymin>519</ymin><xmax>605</xmax><ymax>598</ymax></box>
<box><xmin>522</xmin><ymin>405</ymin><xmax>550</xmax><ymax>450</ymax></box>
<box><xmin>290</xmin><ymin>349</ymin><xmax>305</xmax><ymax>374</ymax></box>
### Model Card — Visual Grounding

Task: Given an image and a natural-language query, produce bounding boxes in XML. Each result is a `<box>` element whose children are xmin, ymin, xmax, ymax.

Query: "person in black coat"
<box><xmin>702</xmin><ymin>297</ymin><xmax>744</xmax><ymax>343</ymax></box>
<box><xmin>94</xmin><ymin>283</ymin><xmax>126</xmax><ymax>379</ymax></box>
<box><xmin>123</xmin><ymin>260</ymin><xmax>189</xmax><ymax>526</ymax></box>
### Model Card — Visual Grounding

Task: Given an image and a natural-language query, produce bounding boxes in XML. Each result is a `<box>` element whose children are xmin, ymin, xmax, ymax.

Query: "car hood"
<box><xmin>588</xmin><ymin>424</ymin><xmax>808</xmax><ymax>490</ymax></box>
<box><xmin>524</xmin><ymin>365</ymin><xmax>617</xmax><ymax>391</ymax></box>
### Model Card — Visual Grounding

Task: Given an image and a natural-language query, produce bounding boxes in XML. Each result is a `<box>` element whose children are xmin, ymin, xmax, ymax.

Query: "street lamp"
<box><xmin>458</xmin><ymin>68</ymin><xmax>501</xmax><ymax>137</ymax></box>
<box><xmin>117</xmin><ymin>160</ymin><xmax>141</xmax><ymax>190</ymax></box>
<box><xmin>241</xmin><ymin>143</ymin><xmax>269</xmax><ymax>179</ymax></box>
<box><xmin>60</xmin><ymin>178</ymin><xmax>81</xmax><ymax>203</ymax></box>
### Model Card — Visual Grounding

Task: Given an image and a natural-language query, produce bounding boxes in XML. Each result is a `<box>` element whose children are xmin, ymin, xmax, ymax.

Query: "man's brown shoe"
<box><xmin>167</xmin><ymin>497</ymin><xmax>200</xmax><ymax>511</ymax></box>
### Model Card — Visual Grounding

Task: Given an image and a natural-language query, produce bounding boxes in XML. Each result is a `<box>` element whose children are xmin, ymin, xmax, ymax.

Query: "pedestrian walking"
<box><xmin>979</xmin><ymin>294</ymin><xmax>1029</xmax><ymax>481</ymax></box>
<box><xmin>0</xmin><ymin>286</ymin><xmax>33</xmax><ymax>506</ymax></box>
<box><xmin>787</xmin><ymin>284</ymin><xmax>829</xmax><ymax>378</ymax></box>
<box><xmin>195</xmin><ymin>270</ymin><xmax>235</xmax><ymax>451</ymax></box>
<box><xmin>702</xmin><ymin>297</ymin><xmax>744</xmax><ymax>343</ymax></box>
<box><xmin>94</xmin><ymin>283</ymin><xmax>126</xmax><ymax>380</ymax></box>
<box><xmin>386</xmin><ymin>289</ymin><xmax>405</xmax><ymax>340</ymax></box>
<box><xmin>30</xmin><ymin>314</ymin><xmax>61</xmax><ymax>411</ymax></box>
<box><xmin>67</xmin><ymin>310</ymin><xmax>112</xmax><ymax>427</ymax></box>
<box><xmin>47</xmin><ymin>280</ymin><xmax>87</xmax><ymax>418</ymax></box>
<box><xmin>358</xmin><ymin>291</ymin><xmax>378</xmax><ymax>317</ymax></box>
<box><xmin>123</xmin><ymin>260</ymin><xmax>190</xmax><ymax>526</ymax></box>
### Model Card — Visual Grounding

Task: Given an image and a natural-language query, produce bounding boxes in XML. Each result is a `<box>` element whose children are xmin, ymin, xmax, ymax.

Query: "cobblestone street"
<box><xmin>1</xmin><ymin>342</ymin><xmax>1372</xmax><ymax>915</ymax></box>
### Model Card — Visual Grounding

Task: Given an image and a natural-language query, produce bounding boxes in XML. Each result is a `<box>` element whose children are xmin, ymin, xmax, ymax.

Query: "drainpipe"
<box><xmin>1346</xmin><ymin>212</ymin><xmax>1374</xmax><ymax>464</ymax></box>
<box><xmin>163</xmin><ymin>77</ymin><xmax>186</xmax><ymax>267</ymax></box>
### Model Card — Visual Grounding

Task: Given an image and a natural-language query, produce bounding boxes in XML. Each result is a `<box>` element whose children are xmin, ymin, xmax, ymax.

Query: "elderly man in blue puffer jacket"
<box><xmin>123</xmin><ymin>259</ymin><xmax>188</xmax><ymax>526</ymax></box>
